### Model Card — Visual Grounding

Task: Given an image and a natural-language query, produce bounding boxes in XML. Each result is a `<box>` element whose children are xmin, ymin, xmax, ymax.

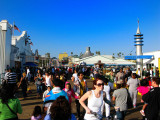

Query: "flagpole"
<box><xmin>13</xmin><ymin>21</ymin><xmax>15</xmax><ymax>37</ymax></box>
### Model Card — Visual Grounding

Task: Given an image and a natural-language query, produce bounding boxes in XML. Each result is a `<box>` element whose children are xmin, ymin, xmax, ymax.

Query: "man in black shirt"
<box><xmin>142</xmin><ymin>77</ymin><xmax>160</xmax><ymax>120</ymax></box>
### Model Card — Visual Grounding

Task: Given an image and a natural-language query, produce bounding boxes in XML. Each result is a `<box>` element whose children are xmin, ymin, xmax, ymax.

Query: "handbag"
<box><xmin>5</xmin><ymin>103</ymin><xmax>19</xmax><ymax>120</ymax></box>
<box><xmin>126</xmin><ymin>89</ymin><xmax>133</xmax><ymax>109</ymax></box>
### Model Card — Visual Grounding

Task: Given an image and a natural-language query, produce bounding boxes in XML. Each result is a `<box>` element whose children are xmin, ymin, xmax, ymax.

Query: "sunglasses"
<box><xmin>97</xmin><ymin>83</ymin><xmax>104</xmax><ymax>87</ymax></box>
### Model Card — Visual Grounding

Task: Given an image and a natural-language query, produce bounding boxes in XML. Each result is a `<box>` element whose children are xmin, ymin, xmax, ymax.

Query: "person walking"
<box><xmin>116</xmin><ymin>68</ymin><xmax>125</xmax><ymax>83</ymax></box>
<box><xmin>34</xmin><ymin>74</ymin><xmax>44</xmax><ymax>98</ymax></box>
<box><xmin>0</xmin><ymin>84</ymin><xmax>22</xmax><ymax>120</ymax></box>
<box><xmin>6</xmin><ymin>68</ymin><xmax>18</xmax><ymax>94</ymax></box>
<box><xmin>63</xmin><ymin>82</ymin><xmax>80</xmax><ymax>104</ymax></box>
<box><xmin>108</xmin><ymin>69</ymin><xmax>115</xmax><ymax>90</ymax></box>
<box><xmin>26</xmin><ymin>67</ymin><xmax>31</xmax><ymax>82</ymax></box>
<box><xmin>126</xmin><ymin>73</ymin><xmax>140</xmax><ymax>108</ymax></box>
<box><xmin>137</xmin><ymin>79</ymin><xmax>151</xmax><ymax>116</ymax></box>
<box><xmin>74</xmin><ymin>72</ymin><xmax>87</xmax><ymax>119</ymax></box>
<box><xmin>142</xmin><ymin>77</ymin><xmax>160</xmax><ymax>120</ymax></box>
<box><xmin>112</xmin><ymin>80</ymin><xmax>128</xmax><ymax>120</ymax></box>
<box><xmin>44</xmin><ymin>79</ymin><xmax>68</xmax><ymax>114</ymax></box>
<box><xmin>44</xmin><ymin>96</ymin><xmax>76</xmax><ymax>120</ymax></box>
<box><xmin>45</xmin><ymin>72</ymin><xmax>52</xmax><ymax>88</ymax></box>
<box><xmin>79</xmin><ymin>76</ymin><xmax>114</xmax><ymax>120</ymax></box>
<box><xmin>156</xmin><ymin>67</ymin><xmax>159</xmax><ymax>78</ymax></box>
<box><xmin>18</xmin><ymin>71</ymin><xmax>28</xmax><ymax>99</ymax></box>
<box><xmin>101</xmin><ymin>78</ymin><xmax>111</xmax><ymax>118</ymax></box>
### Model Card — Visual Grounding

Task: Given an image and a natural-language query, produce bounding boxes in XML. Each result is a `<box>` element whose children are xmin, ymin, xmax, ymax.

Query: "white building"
<box><xmin>11</xmin><ymin>31</ymin><xmax>38</xmax><ymax>68</ymax></box>
<box><xmin>0</xmin><ymin>20</ymin><xmax>38</xmax><ymax>80</ymax></box>
<box><xmin>143</xmin><ymin>50</ymin><xmax>160</xmax><ymax>69</ymax></box>
<box><xmin>0</xmin><ymin>20</ymin><xmax>12</xmax><ymax>77</ymax></box>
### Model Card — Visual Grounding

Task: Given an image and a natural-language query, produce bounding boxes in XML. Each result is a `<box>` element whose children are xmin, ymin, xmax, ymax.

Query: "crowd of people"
<box><xmin>0</xmin><ymin>66</ymin><xmax>160</xmax><ymax>120</ymax></box>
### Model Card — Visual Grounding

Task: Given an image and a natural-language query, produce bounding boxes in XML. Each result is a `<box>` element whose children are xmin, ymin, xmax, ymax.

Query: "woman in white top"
<box><xmin>45</xmin><ymin>72</ymin><xmax>52</xmax><ymax>88</ymax></box>
<box><xmin>72</xmin><ymin>69</ymin><xmax>78</xmax><ymax>82</ymax></box>
<box><xmin>79</xmin><ymin>77</ymin><xmax>114</xmax><ymax>120</ymax></box>
<box><xmin>72</xmin><ymin>69</ymin><xmax>79</xmax><ymax>93</ymax></box>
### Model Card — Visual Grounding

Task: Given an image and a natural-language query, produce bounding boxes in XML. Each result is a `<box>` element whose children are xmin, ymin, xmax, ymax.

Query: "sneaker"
<box><xmin>140</xmin><ymin>110</ymin><xmax>145</xmax><ymax>116</ymax></box>
<box><xmin>133</xmin><ymin>105</ymin><xmax>136</xmax><ymax>108</ymax></box>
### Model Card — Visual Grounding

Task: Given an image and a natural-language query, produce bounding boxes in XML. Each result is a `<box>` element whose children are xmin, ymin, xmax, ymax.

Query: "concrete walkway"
<box><xmin>17</xmin><ymin>80</ymin><xmax>143</xmax><ymax>120</ymax></box>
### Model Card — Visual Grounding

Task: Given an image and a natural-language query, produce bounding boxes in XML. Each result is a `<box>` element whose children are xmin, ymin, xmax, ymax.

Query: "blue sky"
<box><xmin>1</xmin><ymin>0</ymin><xmax>160</xmax><ymax>57</ymax></box>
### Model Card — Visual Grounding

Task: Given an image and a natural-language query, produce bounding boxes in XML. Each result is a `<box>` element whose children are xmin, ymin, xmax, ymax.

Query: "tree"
<box><xmin>117</xmin><ymin>52</ymin><xmax>124</xmax><ymax>58</ymax></box>
<box><xmin>96</xmin><ymin>51</ymin><xmax>100</xmax><ymax>55</ymax></box>
<box><xmin>112</xmin><ymin>53</ymin><xmax>115</xmax><ymax>59</ymax></box>
<box><xmin>71</xmin><ymin>52</ymin><xmax>73</xmax><ymax>56</ymax></box>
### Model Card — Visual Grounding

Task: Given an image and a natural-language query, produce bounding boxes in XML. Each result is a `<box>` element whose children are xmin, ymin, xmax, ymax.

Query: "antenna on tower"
<box><xmin>137</xmin><ymin>18</ymin><xmax>141</xmax><ymax>34</ymax></box>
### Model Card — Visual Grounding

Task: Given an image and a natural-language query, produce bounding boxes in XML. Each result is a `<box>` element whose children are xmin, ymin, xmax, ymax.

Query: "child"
<box><xmin>63</xmin><ymin>82</ymin><xmax>80</xmax><ymax>104</ymax></box>
<box><xmin>137</xmin><ymin>79</ymin><xmax>151</xmax><ymax>116</ymax></box>
<box><xmin>43</xmin><ymin>86</ymin><xmax>52</xmax><ymax>101</ymax></box>
<box><xmin>31</xmin><ymin>106</ymin><xmax>42</xmax><ymax>120</ymax></box>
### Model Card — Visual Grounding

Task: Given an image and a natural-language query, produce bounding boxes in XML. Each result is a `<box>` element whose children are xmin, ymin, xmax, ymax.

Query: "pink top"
<box><xmin>137</xmin><ymin>86</ymin><xmax>151</xmax><ymax>96</ymax></box>
<box><xmin>63</xmin><ymin>82</ymin><xmax>79</xmax><ymax>104</ymax></box>
<box><xmin>31</xmin><ymin>115</ymin><xmax>42</xmax><ymax>120</ymax></box>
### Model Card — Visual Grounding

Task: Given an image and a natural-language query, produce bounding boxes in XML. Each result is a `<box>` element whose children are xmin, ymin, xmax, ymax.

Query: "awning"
<box><xmin>24</xmin><ymin>62</ymin><xmax>38</xmax><ymax>67</ymax></box>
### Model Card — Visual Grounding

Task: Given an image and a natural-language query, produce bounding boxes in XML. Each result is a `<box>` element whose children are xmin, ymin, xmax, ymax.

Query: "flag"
<box><xmin>29</xmin><ymin>42</ymin><xmax>33</xmax><ymax>45</ymax></box>
<box><xmin>14</xmin><ymin>25</ymin><xmax>21</xmax><ymax>32</ymax></box>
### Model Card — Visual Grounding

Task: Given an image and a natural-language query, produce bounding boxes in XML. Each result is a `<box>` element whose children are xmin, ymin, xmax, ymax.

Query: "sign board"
<box><xmin>125</xmin><ymin>55</ymin><xmax>154</xmax><ymax>60</ymax></box>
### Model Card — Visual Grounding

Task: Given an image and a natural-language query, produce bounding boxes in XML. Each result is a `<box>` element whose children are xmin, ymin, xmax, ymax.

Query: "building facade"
<box><xmin>143</xmin><ymin>51</ymin><xmax>160</xmax><ymax>70</ymax></box>
<box><xmin>0</xmin><ymin>20</ymin><xmax>12</xmax><ymax>77</ymax></box>
<box><xmin>0</xmin><ymin>20</ymin><xmax>38</xmax><ymax>81</ymax></box>
<box><xmin>11</xmin><ymin>31</ymin><xmax>38</xmax><ymax>68</ymax></box>
<box><xmin>59</xmin><ymin>52</ymin><xmax>68</xmax><ymax>62</ymax></box>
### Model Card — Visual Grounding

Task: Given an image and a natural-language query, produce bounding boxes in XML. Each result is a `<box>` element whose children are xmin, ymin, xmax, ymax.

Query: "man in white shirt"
<box><xmin>26</xmin><ymin>67</ymin><xmax>31</xmax><ymax>82</ymax></box>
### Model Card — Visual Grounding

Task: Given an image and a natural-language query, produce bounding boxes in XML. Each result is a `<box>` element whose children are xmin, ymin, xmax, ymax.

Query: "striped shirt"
<box><xmin>7</xmin><ymin>72</ymin><xmax>17</xmax><ymax>84</ymax></box>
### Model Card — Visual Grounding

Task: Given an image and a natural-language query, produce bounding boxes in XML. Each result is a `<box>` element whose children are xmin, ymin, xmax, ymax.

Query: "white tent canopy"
<box><xmin>75</xmin><ymin>55</ymin><xmax>135</xmax><ymax>66</ymax></box>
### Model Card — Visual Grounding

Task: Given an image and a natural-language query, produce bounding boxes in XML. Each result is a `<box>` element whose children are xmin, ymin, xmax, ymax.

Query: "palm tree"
<box><xmin>71</xmin><ymin>52</ymin><xmax>73</xmax><ymax>56</ymax></box>
<box><xmin>112</xmin><ymin>53</ymin><xmax>115</xmax><ymax>59</ymax></box>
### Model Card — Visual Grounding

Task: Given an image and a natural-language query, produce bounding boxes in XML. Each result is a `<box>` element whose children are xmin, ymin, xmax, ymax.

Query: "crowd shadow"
<box><xmin>21</xmin><ymin>101</ymin><xmax>43</xmax><ymax>106</ymax></box>
<box><xmin>19</xmin><ymin>118</ymin><xmax>31</xmax><ymax>120</ymax></box>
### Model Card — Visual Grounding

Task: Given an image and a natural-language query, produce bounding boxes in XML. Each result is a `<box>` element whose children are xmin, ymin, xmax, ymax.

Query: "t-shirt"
<box><xmin>7</xmin><ymin>72</ymin><xmax>17</xmax><ymax>84</ymax></box>
<box><xmin>0</xmin><ymin>98</ymin><xmax>22</xmax><ymax>119</ymax></box>
<box><xmin>137</xmin><ymin>86</ymin><xmax>151</xmax><ymax>96</ymax></box>
<box><xmin>142</xmin><ymin>87</ymin><xmax>160</xmax><ymax>120</ymax></box>
<box><xmin>127</xmin><ymin>78</ymin><xmax>140</xmax><ymax>91</ymax></box>
<box><xmin>72</xmin><ymin>73</ymin><xmax>78</xmax><ymax>82</ymax></box>
<box><xmin>113</xmin><ymin>88</ymin><xmax>128</xmax><ymax>111</ymax></box>
<box><xmin>103</xmin><ymin>85</ymin><xmax>111</xmax><ymax>100</ymax></box>
<box><xmin>45</xmin><ymin>76</ymin><xmax>51</xmax><ymax>87</ymax></box>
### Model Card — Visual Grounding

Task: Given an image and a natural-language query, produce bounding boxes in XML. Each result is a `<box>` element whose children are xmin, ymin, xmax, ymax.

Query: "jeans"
<box><xmin>37</xmin><ymin>85</ymin><xmax>43</xmax><ymax>93</ymax></box>
<box><xmin>75</xmin><ymin>99</ymin><xmax>80</xmax><ymax>118</ymax></box>
<box><xmin>116</xmin><ymin>111</ymin><xmax>126</xmax><ymax>120</ymax></box>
